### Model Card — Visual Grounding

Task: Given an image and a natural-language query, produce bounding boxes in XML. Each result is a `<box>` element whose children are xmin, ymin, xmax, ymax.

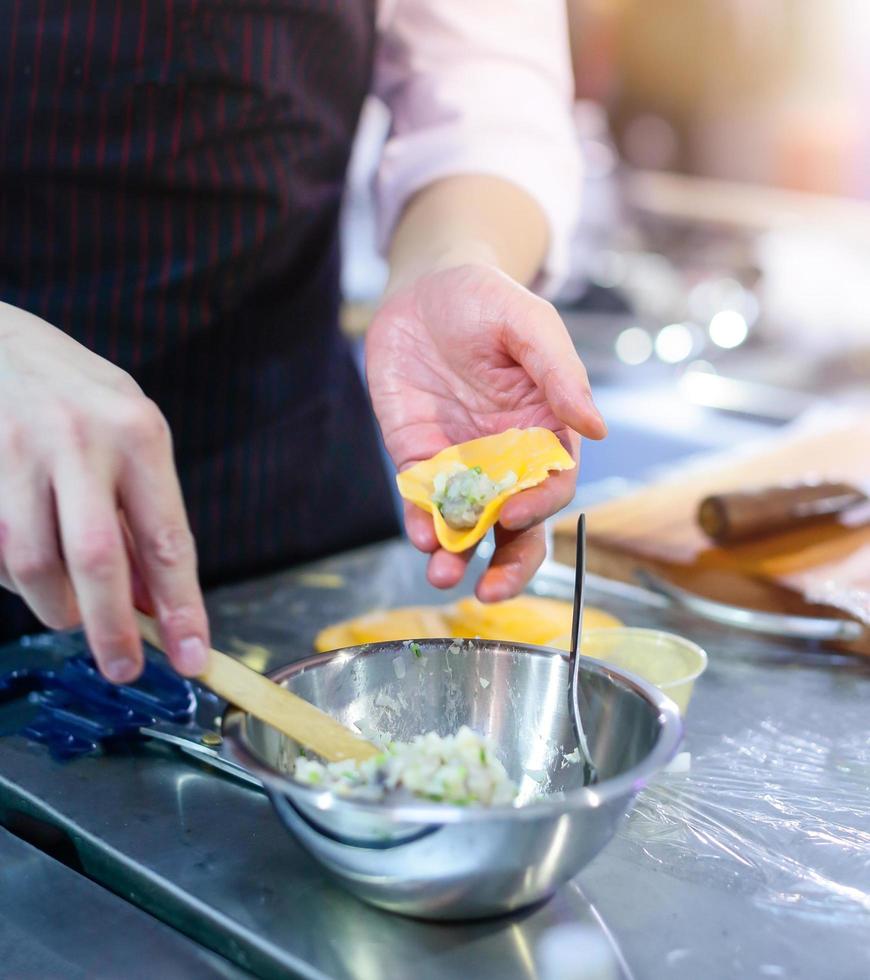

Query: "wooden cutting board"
<box><xmin>553</xmin><ymin>417</ymin><xmax>870</xmax><ymax>655</ymax></box>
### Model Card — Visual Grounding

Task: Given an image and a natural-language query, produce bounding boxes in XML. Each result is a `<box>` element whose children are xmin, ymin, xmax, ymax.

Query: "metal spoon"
<box><xmin>569</xmin><ymin>514</ymin><xmax>597</xmax><ymax>785</ymax></box>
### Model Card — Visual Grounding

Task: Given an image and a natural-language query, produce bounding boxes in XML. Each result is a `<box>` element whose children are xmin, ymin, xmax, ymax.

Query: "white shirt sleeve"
<box><xmin>373</xmin><ymin>0</ymin><xmax>582</xmax><ymax>295</ymax></box>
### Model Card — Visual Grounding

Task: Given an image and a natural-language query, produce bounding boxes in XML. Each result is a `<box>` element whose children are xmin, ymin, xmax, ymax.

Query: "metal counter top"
<box><xmin>0</xmin><ymin>826</ymin><xmax>247</xmax><ymax>978</ymax></box>
<box><xmin>1</xmin><ymin>537</ymin><xmax>869</xmax><ymax>979</ymax></box>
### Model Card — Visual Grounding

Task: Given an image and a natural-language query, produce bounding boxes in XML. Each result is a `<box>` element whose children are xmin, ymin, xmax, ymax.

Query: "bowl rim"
<box><xmin>581</xmin><ymin>626</ymin><xmax>709</xmax><ymax>687</ymax></box>
<box><xmin>221</xmin><ymin>639</ymin><xmax>684</xmax><ymax>825</ymax></box>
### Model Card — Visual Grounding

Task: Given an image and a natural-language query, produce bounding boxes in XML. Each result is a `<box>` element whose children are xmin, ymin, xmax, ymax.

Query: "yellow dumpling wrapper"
<box><xmin>396</xmin><ymin>428</ymin><xmax>575</xmax><ymax>553</ymax></box>
<box><xmin>446</xmin><ymin>595</ymin><xmax>623</xmax><ymax>648</ymax></box>
<box><xmin>315</xmin><ymin>607</ymin><xmax>451</xmax><ymax>652</ymax></box>
<box><xmin>314</xmin><ymin>596</ymin><xmax>622</xmax><ymax>652</ymax></box>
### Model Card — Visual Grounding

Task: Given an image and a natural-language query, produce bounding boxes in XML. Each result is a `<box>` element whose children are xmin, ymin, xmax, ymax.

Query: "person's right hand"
<box><xmin>0</xmin><ymin>302</ymin><xmax>209</xmax><ymax>683</ymax></box>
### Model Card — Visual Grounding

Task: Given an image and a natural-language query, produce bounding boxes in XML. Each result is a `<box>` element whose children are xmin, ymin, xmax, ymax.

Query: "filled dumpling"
<box><xmin>397</xmin><ymin>428</ymin><xmax>575</xmax><ymax>553</ymax></box>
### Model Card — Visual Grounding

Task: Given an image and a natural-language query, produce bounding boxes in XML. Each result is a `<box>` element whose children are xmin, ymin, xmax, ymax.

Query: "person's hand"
<box><xmin>0</xmin><ymin>302</ymin><xmax>209</xmax><ymax>683</ymax></box>
<box><xmin>366</xmin><ymin>264</ymin><xmax>606</xmax><ymax>601</ymax></box>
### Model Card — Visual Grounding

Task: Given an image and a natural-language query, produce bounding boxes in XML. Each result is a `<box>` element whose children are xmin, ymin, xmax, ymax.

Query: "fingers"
<box><xmin>120</xmin><ymin>516</ymin><xmax>156</xmax><ymax>616</ymax></box>
<box><xmin>427</xmin><ymin>546</ymin><xmax>474</xmax><ymax>590</ymax></box>
<box><xmin>417</xmin><ymin>464</ymin><xmax>572</xmax><ymax>592</ymax></box>
<box><xmin>404</xmin><ymin>501</ymin><xmax>439</xmax><ymax>554</ymax></box>
<box><xmin>0</xmin><ymin>471</ymin><xmax>80</xmax><ymax>629</ymax></box>
<box><xmin>54</xmin><ymin>460</ymin><xmax>142</xmax><ymax>684</ymax></box>
<box><xmin>503</xmin><ymin>298</ymin><xmax>607</xmax><ymax>440</ymax></box>
<box><xmin>2</xmin><ymin>395</ymin><xmax>206</xmax><ymax>684</ymax></box>
<box><xmin>117</xmin><ymin>401</ymin><xmax>209</xmax><ymax>677</ymax></box>
<box><xmin>498</xmin><ymin>471</ymin><xmax>576</xmax><ymax>532</ymax></box>
<box><xmin>422</xmin><ymin>524</ymin><xmax>547</xmax><ymax>599</ymax></box>
<box><xmin>499</xmin><ymin>425</ymin><xmax>579</xmax><ymax>530</ymax></box>
<box><xmin>0</xmin><ymin>314</ymin><xmax>207</xmax><ymax>683</ymax></box>
<box><xmin>476</xmin><ymin>524</ymin><xmax>547</xmax><ymax>603</ymax></box>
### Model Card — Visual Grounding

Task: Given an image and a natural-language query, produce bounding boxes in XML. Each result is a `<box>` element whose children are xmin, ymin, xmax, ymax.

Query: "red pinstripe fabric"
<box><xmin>81</xmin><ymin>0</ymin><xmax>98</xmax><ymax>87</ymax></box>
<box><xmin>161</xmin><ymin>0</ymin><xmax>175</xmax><ymax>84</ymax></box>
<box><xmin>135</xmin><ymin>0</ymin><xmax>148</xmax><ymax>71</ymax></box>
<box><xmin>38</xmin><ymin>0</ymin><xmax>71</xmax><ymax>320</ymax></box>
<box><xmin>109</xmin><ymin>0</ymin><xmax>122</xmax><ymax>68</ymax></box>
<box><xmin>22</xmin><ymin>0</ymin><xmax>47</xmax><ymax>170</ymax></box>
<box><xmin>0</xmin><ymin>0</ymin><xmax>397</xmax><ymax>607</ymax></box>
<box><xmin>132</xmin><ymin>181</ymin><xmax>151</xmax><ymax>366</ymax></box>
<box><xmin>0</xmin><ymin>0</ymin><xmax>22</xmax><ymax>170</ymax></box>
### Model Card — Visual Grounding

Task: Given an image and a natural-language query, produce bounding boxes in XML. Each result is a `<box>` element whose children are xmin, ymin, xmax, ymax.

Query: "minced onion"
<box><xmin>432</xmin><ymin>465</ymin><xmax>518</xmax><ymax>530</ymax></box>
<box><xmin>293</xmin><ymin>725</ymin><xmax>517</xmax><ymax>806</ymax></box>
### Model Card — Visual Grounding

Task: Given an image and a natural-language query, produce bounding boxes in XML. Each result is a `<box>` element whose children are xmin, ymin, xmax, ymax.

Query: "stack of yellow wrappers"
<box><xmin>314</xmin><ymin>595</ymin><xmax>622</xmax><ymax>653</ymax></box>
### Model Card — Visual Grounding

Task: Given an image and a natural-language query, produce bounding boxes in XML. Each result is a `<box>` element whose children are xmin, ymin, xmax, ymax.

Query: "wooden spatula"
<box><xmin>135</xmin><ymin>612</ymin><xmax>379</xmax><ymax>764</ymax></box>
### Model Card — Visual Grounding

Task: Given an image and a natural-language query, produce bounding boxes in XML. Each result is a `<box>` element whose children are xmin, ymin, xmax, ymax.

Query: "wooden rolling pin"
<box><xmin>697</xmin><ymin>481</ymin><xmax>868</xmax><ymax>545</ymax></box>
<box><xmin>135</xmin><ymin>612</ymin><xmax>378</xmax><ymax>764</ymax></box>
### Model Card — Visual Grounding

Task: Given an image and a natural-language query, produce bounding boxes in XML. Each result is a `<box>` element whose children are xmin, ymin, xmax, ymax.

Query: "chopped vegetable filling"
<box><xmin>432</xmin><ymin>465</ymin><xmax>518</xmax><ymax>530</ymax></box>
<box><xmin>293</xmin><ymin>726</ymin><xmax>517</xmax><ymax>806</ymax></box>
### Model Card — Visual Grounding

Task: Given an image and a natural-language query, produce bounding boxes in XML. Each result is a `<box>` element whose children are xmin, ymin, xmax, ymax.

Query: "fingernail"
<box><xmin>177</xmin><ymin>636</ymin><xmax>208</xmax><ymax>675</ymax></box>
<box><xmin>104</xmin><ymin>656</ymin><xmax>138</xmax><ymax>684</ymax></box>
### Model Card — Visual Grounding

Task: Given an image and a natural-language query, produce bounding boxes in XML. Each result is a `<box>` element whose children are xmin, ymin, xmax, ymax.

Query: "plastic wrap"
<box><xmin>620</xmin><ymin>720</ymin><xmax>870</xmax><ymax>923</ymax></box>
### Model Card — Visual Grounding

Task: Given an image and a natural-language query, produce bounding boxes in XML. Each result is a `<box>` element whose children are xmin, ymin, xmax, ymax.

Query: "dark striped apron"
<box><xmin>0</xmin><ymin>0</ymin><xmax>399</xmax><ymax>641</ymax></box>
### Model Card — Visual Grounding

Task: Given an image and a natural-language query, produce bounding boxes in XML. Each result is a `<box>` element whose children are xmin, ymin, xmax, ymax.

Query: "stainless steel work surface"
<box><xmin>1</xmin><ymin>540</ymin><xmax>869</xmax><ymax>979</ymax></box>
<box><xmin>0</xmin><ymin>826</ymin><xmax>247</xmax><ymax>979</ymax></box>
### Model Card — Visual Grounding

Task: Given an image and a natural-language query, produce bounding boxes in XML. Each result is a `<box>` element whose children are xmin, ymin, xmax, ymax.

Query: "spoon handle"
<box><xmin>569</xmin><ymin>514</ymin><xmax>596</xmax><ymax>782</ymax></box>
<box><xmin>569</xmin><ymin>513</ymin><xmax>587</xmax><ymax>667</ymax></box>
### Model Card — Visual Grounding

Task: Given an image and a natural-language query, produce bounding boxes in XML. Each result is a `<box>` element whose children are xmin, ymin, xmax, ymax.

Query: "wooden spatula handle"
<box><xmin>135</xmin><ymin>612</ymin><xmax>378</xmax><ymax>764</ymax></box>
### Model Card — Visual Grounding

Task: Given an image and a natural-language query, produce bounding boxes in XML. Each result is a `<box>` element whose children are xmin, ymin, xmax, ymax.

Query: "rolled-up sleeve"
<box><xmin>373</xmin><ymin>0</ymin><xmax>582</xmax><ymax>294</ymax></box>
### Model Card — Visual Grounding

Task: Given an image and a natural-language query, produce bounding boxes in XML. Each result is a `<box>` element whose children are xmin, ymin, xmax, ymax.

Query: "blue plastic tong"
<box><xmin>0</xmin><ymin>633</ymin><xmax>258</xmax><ymax>787</ymax></box>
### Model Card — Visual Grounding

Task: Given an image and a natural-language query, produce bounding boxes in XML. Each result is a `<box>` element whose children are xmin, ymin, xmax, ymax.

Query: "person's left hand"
<box><xmin>366</xmin><ymin>263</ymin><xmax>607</xmax><ymax>602</ymax></box>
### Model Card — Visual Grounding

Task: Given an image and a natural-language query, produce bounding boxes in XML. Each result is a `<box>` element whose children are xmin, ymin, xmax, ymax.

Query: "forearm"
<box><xmin>385</xmin><ymin>175</ymin><xmax>550</xmax><ymax>296</ymax></box>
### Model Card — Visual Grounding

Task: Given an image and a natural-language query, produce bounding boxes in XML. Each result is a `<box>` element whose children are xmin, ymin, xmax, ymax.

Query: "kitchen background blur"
<box><xmin>342</xmin><ymin>0</ymin><xmax>870</xmax><ymax>487</ymax></box>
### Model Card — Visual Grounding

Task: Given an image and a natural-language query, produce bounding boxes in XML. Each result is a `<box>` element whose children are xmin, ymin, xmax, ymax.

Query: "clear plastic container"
<box><xmin>574</xmin><ymin>627</ymin><xmax>708</xmax><ymax>714</ymax></box>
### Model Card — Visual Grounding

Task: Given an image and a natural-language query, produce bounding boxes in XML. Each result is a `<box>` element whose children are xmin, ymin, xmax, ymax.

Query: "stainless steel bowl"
<box><xmin>222</xmin><ymin>639</ymin><xmax>682</xmax><ymax>920</ymax></box>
